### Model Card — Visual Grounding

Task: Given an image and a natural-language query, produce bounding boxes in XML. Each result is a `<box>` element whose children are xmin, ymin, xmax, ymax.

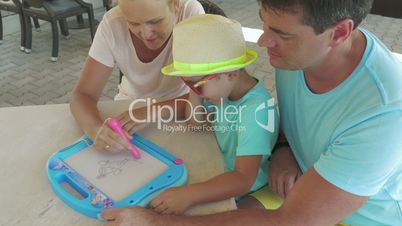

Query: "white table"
<box><xmin>0</xmin><ymin>101</ymin><xmax>236</xmax><ymax>226</ymax></box>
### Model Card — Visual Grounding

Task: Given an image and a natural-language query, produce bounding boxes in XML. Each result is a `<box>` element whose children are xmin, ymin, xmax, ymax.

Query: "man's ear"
<box><xmin>329</xmin><ymin>19</ymin><xmax>354</xmax><ymax>47</ymax></box>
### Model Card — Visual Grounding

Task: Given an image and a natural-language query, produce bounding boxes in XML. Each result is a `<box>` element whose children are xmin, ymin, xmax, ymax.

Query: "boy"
<box><xmin>149</xmin><ymin>14</ymin><xmax>278</xmax><ymax>214</ymax></box>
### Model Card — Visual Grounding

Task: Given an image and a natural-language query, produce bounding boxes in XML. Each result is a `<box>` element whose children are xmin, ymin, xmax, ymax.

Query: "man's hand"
<box><xmin>268</xmin><ymin>146</ymin><xmax>302</xmax><ymax>198</ymax></box>
<box><xmin>101</xmin><ymin>206</ymin><xmax>161</xmax><ymax>226</ymax></box>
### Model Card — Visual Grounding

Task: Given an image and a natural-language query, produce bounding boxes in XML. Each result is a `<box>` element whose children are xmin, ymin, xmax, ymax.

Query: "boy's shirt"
<box><xmin>204</xmin><ymin>81</ymin><xmax>279</xmax><ymax>193</ymax></box>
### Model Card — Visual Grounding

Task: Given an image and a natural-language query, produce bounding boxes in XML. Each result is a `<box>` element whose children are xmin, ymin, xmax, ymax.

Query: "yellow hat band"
<box><xmin>171</xmin><ymin>49</ymin><xmax>257</xmax><ymax>75</ymax></box>
<box><xmin>174</xmin><ymin>52</ymin><xmax>248</xmax><ymax>73</ymax></box>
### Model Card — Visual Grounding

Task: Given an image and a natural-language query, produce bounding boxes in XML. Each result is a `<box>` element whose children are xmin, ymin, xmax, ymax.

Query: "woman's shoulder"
<box><xmin>98</xmin><ymin>7</ymin><xmax>128</xmax><ymax>35</ymax></box>
<box><xmin>179</xmin><ymin>0</ymin><xmax>203</xmax><ymax>8</ymax></box>
<box><xmin>101</xmin><ymin>6</ymin><xmax>126</xmax><ymax>27</ymax></box>
<box><xmin>177</xmin><ymin>0</ymin><xmax>205</xmax><ymax>21</ymax></box>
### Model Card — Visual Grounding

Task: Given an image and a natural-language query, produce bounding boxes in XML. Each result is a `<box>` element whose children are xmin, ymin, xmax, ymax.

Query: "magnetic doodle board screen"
<box><xmin>65</xmin><ymin>146</ymin><xmax>169</xmax><ymax>201</ymax></box>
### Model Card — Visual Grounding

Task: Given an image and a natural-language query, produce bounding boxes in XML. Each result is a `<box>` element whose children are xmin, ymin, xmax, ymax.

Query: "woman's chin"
<box><xmin>144</xmin><ymin>39</ymin><xmax>164</xmax><ymax>50</ymax></box>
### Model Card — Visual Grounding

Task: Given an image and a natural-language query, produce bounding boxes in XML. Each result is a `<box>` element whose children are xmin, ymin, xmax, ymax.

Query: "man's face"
<box><xmin>257</xmin><ymin>6</ymin><xmax>332</xmax><ymax>70</ymax></box>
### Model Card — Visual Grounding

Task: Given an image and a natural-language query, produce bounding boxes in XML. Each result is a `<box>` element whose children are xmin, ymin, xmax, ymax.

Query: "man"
<box><xmin>101</xmin><ymin>0</ymin><xmax>402</xmax><ymax>225</ymax></box>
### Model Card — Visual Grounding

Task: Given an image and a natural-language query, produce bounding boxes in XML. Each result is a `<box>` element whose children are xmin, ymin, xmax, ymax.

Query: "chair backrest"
<box><xmin>198</xmin><ymin>0</ymin><xmax>226</xmax><ymax>17</ymax></box>
<box><xmin>371</xmin><ymin>0</ymin><xmax>402</xmax><ymax>19</ymax></box>
<box><xmin>0</xmin><ymin>0</ymin><xmax>21</xmax><ymax>10</ymax></box>
<box><xmin>22</xmin><ymin>0</ymin><xmax>44</xmax><ymax>8</ymax></box>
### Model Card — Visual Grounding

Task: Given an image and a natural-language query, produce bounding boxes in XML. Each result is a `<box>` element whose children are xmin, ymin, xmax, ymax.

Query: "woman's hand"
<box><xmin>93</xmin><ymin>119</ymin><xmax>133</xmax><ymax>153</ymax></box>
<box><xmin>268</xmin><ymin>146</ymin><xmax>302</xmax><ymax>199</ymax></box>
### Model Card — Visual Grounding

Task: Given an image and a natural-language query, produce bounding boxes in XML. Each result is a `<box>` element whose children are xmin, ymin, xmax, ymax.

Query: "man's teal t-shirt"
<box><xmin>276</xmin><ymin>29</ymin><xmax>402</xmax><ymax>225</ymax></box>
<box><xmin>205</xmin><ymin>81</ymin><xmax>279</xmax><ymax>193</ymax></box>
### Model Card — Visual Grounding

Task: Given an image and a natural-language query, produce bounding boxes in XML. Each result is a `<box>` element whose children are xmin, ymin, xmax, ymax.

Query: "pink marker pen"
<box><xmin>107</xmin><ymin>117</ymin><xmax>141</xmax><ymax>159</ymax></box>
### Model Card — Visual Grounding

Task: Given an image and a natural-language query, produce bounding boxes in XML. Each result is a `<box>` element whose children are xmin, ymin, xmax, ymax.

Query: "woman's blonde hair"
<box><xmin>118</xmin><ymin>0</ymin><xmax>179</xmax><ymax>11</ymax></box>
<box><xmin>167</xmin><ymin>0</ymin><xmax>180</xmax><ymax>12</ymax></box>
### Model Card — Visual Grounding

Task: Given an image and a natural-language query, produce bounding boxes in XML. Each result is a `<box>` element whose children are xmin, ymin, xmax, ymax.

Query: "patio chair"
<box><xmin>22</xmin><ymin>0</ymin><xmax>95</xmax><ymax>62</ymax></box>
<box><xmin>198</xmin><ymin>0</ymin><xmax>226</xmax><ymax>17</ymax></box>
<box><xmin>0</xmin><ymin>0</ymin><xmax>39</xmax><ymax>50</ymax></box>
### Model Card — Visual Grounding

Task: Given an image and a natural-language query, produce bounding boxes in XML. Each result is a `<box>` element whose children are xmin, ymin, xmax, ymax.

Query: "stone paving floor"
<box><xmin>0</xmin><ymin>0</ymin><xmax>401</xmax><ymax>107</ymax></box>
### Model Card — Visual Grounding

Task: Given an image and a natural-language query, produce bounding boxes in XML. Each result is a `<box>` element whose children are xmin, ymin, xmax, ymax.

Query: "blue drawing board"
<box><xmin>46</xmin><ymin>134</ymin><xmax>187</xmax><ymax>219</ymax></box>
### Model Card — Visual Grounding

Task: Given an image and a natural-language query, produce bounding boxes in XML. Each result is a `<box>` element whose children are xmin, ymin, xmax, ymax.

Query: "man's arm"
<box><xmin>103</xmin><ymin>168</ymin><xmax>368</xmax><ymax>226</ymax></box>
<box><xmin>171</xmin><ymin>168</ymin><xmax>367</xmax><ymax>226</ymax></box>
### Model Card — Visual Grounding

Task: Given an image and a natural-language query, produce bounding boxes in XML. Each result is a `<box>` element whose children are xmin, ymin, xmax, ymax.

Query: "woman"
<box><xmin>70</xmin><ymin>0</ymin><xmax>204</xmax><ymax>153</ymax></box>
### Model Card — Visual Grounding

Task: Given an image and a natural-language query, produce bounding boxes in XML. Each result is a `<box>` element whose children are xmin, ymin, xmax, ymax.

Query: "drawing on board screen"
<box><xmin>96</xmin><ymin>158</ymin><xmax>143</xmax><ymax>179</ymax></box>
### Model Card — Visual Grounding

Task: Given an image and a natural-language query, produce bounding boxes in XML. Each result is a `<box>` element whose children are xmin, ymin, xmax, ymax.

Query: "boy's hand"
<box><xmin>117</xmin><ymin>110</ymin><xmax>149</xmax><ymax>134</ymax></box>
<box><xmin>149</xmin><ymin>187</ymin><xmax>194</xmax><ymax>215</ymax></box>
<box><xmin>268</xmin><ymin>146</ymin><xmax>302</xmax><ymax>199</ymax></box>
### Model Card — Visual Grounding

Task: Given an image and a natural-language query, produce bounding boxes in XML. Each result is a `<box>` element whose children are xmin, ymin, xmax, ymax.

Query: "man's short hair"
<box><xmin>257</xmin><ymin>0</ymin><xmax>374</xmax><ymax>34</ymax></box>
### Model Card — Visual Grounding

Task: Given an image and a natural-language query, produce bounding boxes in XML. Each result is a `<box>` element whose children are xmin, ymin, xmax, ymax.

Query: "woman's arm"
<box><xmin>70</xmin><ymin>56</ymin><xmax>115</xmax><ymax>142</ymax></box>
<box><xmin>116</xmin><ymin>93</ymin><xmax>190</xmax><ymax>134</ymax></box>
<box><xmin>71</xmin><ymin>57</ymin><xmax>132</xmax><ymax>153</ymax></box>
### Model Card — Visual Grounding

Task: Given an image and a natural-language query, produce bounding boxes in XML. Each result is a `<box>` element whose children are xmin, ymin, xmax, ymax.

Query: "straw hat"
<box><xmin>161</xmin><ymin>14</ymin><xmax>258</xmax><ymax>77</ymax></box>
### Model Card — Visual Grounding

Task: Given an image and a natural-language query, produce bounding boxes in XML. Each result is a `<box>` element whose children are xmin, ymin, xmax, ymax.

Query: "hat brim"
<box><xmin>162</xmin><ymin>49</ymin><xmax>258</xmax><ymax>77</ymax></box>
